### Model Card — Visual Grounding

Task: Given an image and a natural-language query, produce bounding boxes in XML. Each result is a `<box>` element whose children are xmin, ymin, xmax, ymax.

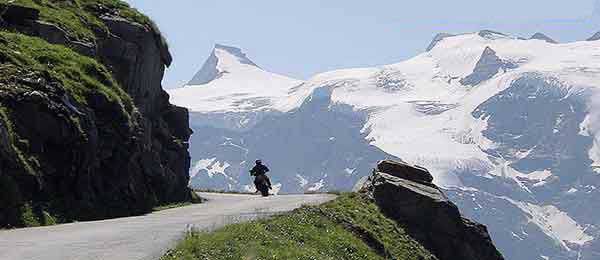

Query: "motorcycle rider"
<box><xmin>250</xmin><ymin>160</ymin><xmax>272</xmax><ymax>195</ymax></box>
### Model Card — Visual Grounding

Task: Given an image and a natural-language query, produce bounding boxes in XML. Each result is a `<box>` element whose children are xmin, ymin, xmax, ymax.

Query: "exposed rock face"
<box><xmin>460</xmin><ymin>47</ymin><xmax>517</xmax><ymax>86</ymax></box>
<box><xmin>359</xmin><ymin>160</ymin><xmax>504</xmax><ymax>260</ymax></box>
<box><xmin>0</xmin><ymin>2</ymin><xmax>192</xmax><ymax>227</ymax></box>
<box><xmin>478</xmin><ymin>30</ymin><xmax>508</xmax><ymax>39</ymax></box>
<box><xmin>426</xmin><ymin>33</ymin><xmax>455</xmax><ymax>51</ymax></box>
<box><xmin>529</xmin><ymin>32</ymin><xmax>558</xmax><ymax>44</ymax></box>
<box><xmin>375</xmin><ymin>160</ymin><xmax>434</xmax><ymax>183</ymax></box>
<box><xmin>587</xmin><ymin>31</ymin><xmax>600</xmax><ymax>41</ymax></box>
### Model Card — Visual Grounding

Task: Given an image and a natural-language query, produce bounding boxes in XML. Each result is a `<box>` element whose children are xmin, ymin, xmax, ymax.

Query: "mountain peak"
<box><xmin>187</xmin><ymin>44</ymin><xmax>259</xmax><ymax>86</ymax></box>
<box><xmin>213</xmin><ymin>44</ymin><xmax>259</xmax><ymax>67</ymax></box>
<box><xmin>529</xmin><ymin>32</ymin><xmax>557</xmax><ymax>44</ymax></box>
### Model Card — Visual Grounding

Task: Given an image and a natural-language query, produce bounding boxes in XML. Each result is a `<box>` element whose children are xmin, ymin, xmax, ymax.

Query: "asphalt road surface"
<box><xmin>0</xmin><ymin>192</ymin><xmax>336</xmax><ymax>260</ymax></box>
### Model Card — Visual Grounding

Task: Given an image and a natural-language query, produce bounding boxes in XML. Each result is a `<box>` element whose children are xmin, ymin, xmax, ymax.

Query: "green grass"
<box><xmin>161</xmin><ymin>193</ymin><xmax>436</xmax><ymax>260</ymax></box>
<box><xmin>1</xmin><ymin>0</ymin><xmax>152</xmax><ymax>42</ymax></box>
<box><xmin>0</xmin><ymin>106</ymin><xmax>36</xmax><ymax>176</ymax></box>
<box><xmin>152</xmin><ymin>191</ymin><xmax>204</xmax><ymax>211</ymax></box>
<box><xmin>0</xmin><ymin>31</ymin><xmax>134</xmax><ymax>113</ymax></box>
<box><xmin>320</xmin><ymin>193</ymin><xmax>436</xmax><ymax>260</ymax></box>
<box><xmin>15</xmin><ymin>203</ymin><xmax>57</xmax><ymax>227</ymax></box>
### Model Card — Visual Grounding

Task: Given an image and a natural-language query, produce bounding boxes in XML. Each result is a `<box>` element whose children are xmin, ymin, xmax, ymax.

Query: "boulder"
<box><xmin>359</xmin><ymin>160</ymin><xmax>504</xmax><ymax>260</ymax></box>
<box><xmin>376</xmin><ymin>160</ymin><xmax>433</xmax><ymax>183</ymax></box>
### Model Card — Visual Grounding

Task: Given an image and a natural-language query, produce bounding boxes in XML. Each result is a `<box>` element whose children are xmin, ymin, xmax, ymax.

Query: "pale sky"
<box><xmin>125</xmin><ymin>0</ymin><xmax>599</xmax><ymax>88</ymax></box>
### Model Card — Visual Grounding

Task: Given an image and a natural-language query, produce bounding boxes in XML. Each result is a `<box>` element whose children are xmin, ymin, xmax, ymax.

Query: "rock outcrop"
<box><xmin>460</xmin><ymin>47</ymin><xmax>517</xmax><ymax>86</ymax></box>
<box><xmin>0</xmin><ymin>1</ymin><xmax>192</xmax><ymax>228</ymax></box>
<box><xmin>358</xmin><ymin>160</ymin><xmax>504</xmax><ymax>260</ymax></box>
<box><xmin>426</xmin><ymin>33</ymin><xmax>455</xmax><ymax>52</ymax></box>
<box><xmin>587</xmin><ymin>31</ymin><xmax>600</xmax><ymax>41</ymax></box>
<box><xmin>478</xmin><ymin>30</ymin><xmax>508</xmax><ymax>39</ymax></box>
<box><xmin>529</xmin><ymin>32</ymin><xmax>558</xmax><ymax>44</ymax></box>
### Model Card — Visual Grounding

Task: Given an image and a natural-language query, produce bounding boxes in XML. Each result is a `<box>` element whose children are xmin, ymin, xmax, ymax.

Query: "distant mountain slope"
<box><xmin>171</xmin><ymin>44</ymin><xmax>304</xmax><ymax>114</ymax></box>
<box><xmin>168</xmin><ymin>32</ymin><xmax>600</xmax><ymax>260</ymax></box>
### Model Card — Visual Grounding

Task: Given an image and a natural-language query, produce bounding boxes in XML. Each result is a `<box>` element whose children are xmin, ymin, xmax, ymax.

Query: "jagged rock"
<box><xmin>0</xmin><ymin>4</ymin><xmax>39</xmax><ymax>25</ymax></box>
<box><xmin>426</xmin><ymin>33</ymin><xmax>455</xmax><ymax>52</ymax></box>
<box><xmin>587</xmin><ymin>31</ymin><xmax>600</xmax><ymax>41</ymax></box>
<box><xmin>33</xmin><ymin>21</ymin><xmax>69</xmax><ymax>45</ymax></box>
<box><xmin>460</xmin><ymin>47</ymin><xmax>517</xmax><ymax>86</ymax></box>
<box><xmin>529</xmin><ymin>33</ymin><xmax>557</xmax><ymax>44</ymax></box>
<box><xmin>478</xmin><ymin>30</ymin><xmax>508</xmax><ymax>39</ymax></box>
<box><xmin>70</xmin><ymin>41</ymin><xmax>96</xmax><ymax>57</ymax></box>
<box><xmin>359</xmin><ymin>160</ymin><xmax>504</xmax><ymax>260</ymax></box>
<box><xmin>376</xmin><ymin>160</ymin><xmax>433</xmax><ymax>183</ymax></box>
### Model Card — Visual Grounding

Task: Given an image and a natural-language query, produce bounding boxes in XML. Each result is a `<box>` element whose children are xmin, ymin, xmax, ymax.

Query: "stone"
<box><xmin>0</xmin><ymin>4</ymin><xmax>39</xmax><ymax>25</ymax></box>
<box><xmin>359</xmin><ymin>160</ymin><xmax>504</xmax><ymax>260</ymax></box>
<box><xmin>376</xmin><ymin>160</ymin><xmax>433</xmax><ymax>183</ymax></box>
<box><xmin>33</xmin><ymin>21</ymin><xmax>70</xmax><ymax>45</ymax></box>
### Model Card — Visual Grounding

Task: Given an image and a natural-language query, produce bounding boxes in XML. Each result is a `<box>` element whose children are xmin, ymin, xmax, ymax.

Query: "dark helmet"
<box><xmin>255</xmin><ymin>160</ymin><xmax>262</xmax><ymax>165</ymax></box>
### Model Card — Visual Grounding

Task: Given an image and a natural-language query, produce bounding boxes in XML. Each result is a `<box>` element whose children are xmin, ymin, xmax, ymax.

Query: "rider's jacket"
<box><xmin>250</xmin><ymin>164</ymin><xmax>270</xmax><ymax>176</ymax></box>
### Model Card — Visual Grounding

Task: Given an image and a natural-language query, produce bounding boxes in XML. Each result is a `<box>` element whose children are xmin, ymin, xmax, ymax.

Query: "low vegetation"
<box><xmin>0</xmin><ymin>31</ymin><xmax>134</xmax><ymax>111</ymax></box>
<box><xmin>161</xmin><ymin>193</ymin><xmax>436</xmax><ymax>260</ymax></box>
<box><xmin>1</xmin><ymin>0</ymin><xmax>152</xmax><ymax>42</ymax></box>
<box><xmin>153</xmin><ymin>191</ymin><xmax>205</xmax><ymax>211</ymax></box>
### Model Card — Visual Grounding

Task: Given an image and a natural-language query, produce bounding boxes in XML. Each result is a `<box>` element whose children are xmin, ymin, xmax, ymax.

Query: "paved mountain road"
<box><xmin>0</xmin><ymin>193</ymin><xmax>336</xmax><ymax>260</ymax></box>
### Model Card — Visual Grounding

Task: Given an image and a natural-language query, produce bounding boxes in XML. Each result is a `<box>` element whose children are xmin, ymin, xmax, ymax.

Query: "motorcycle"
<box><xmin>253</xmin><ymin>174</ymin><xmax>272</xmax><ymax>197</ymax></box>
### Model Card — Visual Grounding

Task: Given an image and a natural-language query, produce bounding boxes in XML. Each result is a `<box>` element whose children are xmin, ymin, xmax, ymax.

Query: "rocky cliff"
<box><xmin>358</xmin><ymin>160</ymin><xmax>504</xmax><ymax>260</ymax></box>
<box><xmin>0</xmin><ymin>0</ymin><xmax>192</xmax><ymax>228</ymax></box>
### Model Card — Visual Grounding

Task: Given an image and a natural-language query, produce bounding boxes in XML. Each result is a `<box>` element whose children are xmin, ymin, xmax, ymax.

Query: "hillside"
<box><xmin>169</xmin><ymin>31</ymin><xmax>600</xmax><ymax>259</ymax></box>
<box><xmin>162</xmin><ymin>194</ymin><xmax>436</xmax><ymax>260</ymax></box>
<box><xmin>163</xmin><ymin>161</ymin><xmax>503</xmax><ymax>260</ymax></box>
<box><xmin>0</xmin><ymin>0</ymin><xmax>193</xmax><ymax>228</ymax></box>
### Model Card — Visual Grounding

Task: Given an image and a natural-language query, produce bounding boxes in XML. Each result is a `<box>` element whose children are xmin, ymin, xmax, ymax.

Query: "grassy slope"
<box><xmin>1</xmin><ymin>0</ymin><xmax>151</xmax><ymax>41</ymax></box>
<box><xmin>161</xmin><ymin>193</ymin><xmax>436</xmax><ymax>260</ymax></box>
<box><xmin>0</xmin><ymin>31</ymin><xmax>134</xmax><ymax>109</ymax></box>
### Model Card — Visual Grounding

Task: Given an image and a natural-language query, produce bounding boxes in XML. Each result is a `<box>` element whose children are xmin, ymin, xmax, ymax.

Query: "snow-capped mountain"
<box><xmin>168</xmin><ymin>32</ymin><xmax>600</xmax><ymax>259</ymax></box>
